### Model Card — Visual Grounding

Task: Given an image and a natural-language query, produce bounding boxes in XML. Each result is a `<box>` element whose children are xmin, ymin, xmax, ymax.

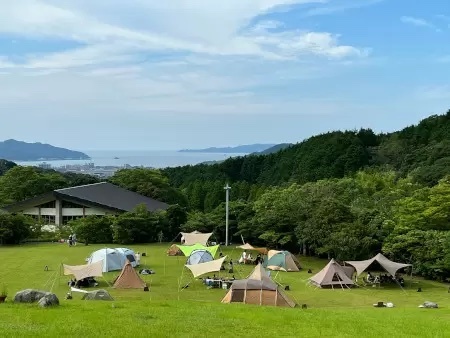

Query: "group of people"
<box><xmin>68</xmin><ymin>277</ymin><xmax>99</xmax><ymax>288</ymax></box>
<box><xmin>68</xmin><ymin>234</ymin><xmax>77</xmax><ymax>246</ymax></box>
<box><xmin>238</xmin><ymin>251</ymin><xmax>265</xmax><ymax>265</ymax></box>
<box><xmin>366</xmin><ymin>272</ymin><xmax>405</xmax><ymax>286</ymax></box>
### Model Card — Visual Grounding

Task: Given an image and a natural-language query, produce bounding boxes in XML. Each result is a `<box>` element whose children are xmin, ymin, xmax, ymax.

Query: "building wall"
<box><xmin>21</xmin><ymin>198</ymin><xmax>117</xmax><ymax>225</ymax></box>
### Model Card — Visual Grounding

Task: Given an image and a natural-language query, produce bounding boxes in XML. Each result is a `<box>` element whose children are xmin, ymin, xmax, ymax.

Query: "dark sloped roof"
<box><xmin>54</xmin><ymin>182</ymin><xmax>169</xmax><ymax>212</ymax></box>
<box><xmin>3</xmin><ymin>182</ymin><xmax>169</xmax><ymax>213</ymax></box>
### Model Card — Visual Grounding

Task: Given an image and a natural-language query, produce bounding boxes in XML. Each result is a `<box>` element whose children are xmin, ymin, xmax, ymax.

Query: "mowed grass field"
<box><xmin>0</xmin><ymin>243</ymin><xmax>449</xmax><ymax>337</ymax></box>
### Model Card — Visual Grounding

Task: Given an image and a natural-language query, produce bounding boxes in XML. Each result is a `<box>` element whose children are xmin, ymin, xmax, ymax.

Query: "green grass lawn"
<box><xmin>0</xmin><ymin>243</ymin><xmax>449</xmax><ymax>337</ymax></box>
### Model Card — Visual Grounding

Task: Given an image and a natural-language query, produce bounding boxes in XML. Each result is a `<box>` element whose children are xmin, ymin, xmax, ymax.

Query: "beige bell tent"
<box><xmin>167</xmin><ymin>244</ymin><xmax>183</xmax><ymax>256</ymax></box>
<box><xmin>309</xmin><ymin>259</ymin><xmax>355</xmax><ymax>288</ymax></box>
<box><xmin>265</xmin><ymin>250</ymin><xmax>301</xmax><ymax>272</ymax></box>
<box><xmin>222</xmin><ymin>264</ymin><xmax>295</xmax><ymax>308</ymax></box>
<box><xmin>113</xmin><ymin>261</ymin><xmax>147</xmax><ymax>289</ymax></box>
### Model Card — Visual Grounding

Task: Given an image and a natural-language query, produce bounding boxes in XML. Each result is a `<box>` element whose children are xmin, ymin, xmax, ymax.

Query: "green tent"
<box><xmin>264</xmin><ymin>250</ymin><xmax>301</xmax><ymax>272</ymax></box>
<box><xmin>177</xmin><ymin>244</ymin><xmax>219</xmax><ymax>257</ymax></box>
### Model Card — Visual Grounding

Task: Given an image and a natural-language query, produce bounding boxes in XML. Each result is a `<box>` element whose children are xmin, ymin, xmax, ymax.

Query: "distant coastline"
<box><xmin>179</xmin><ymin>143</ymin><xmax>276</xmax><ymax>153</ymax></box>
<box><xmin>0</xmin><ymin>139</ymin><xmax>90</xmax><ymax>162</ymax></box>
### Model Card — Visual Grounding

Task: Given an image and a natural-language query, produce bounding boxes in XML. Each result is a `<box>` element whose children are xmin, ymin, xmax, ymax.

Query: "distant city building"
<box><xmin>3</xmin><ymin>182</ymin><xmax>168</xmax><ymax>226</ymax></box>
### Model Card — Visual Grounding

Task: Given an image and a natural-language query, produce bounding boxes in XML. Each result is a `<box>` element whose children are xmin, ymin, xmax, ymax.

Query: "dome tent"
<box><xmin>265</xmin><ymin>250</ymin><xmax>301</xmax><ymax>272</ymax></box>
<box><xmin>88</xmin><ymin>248</ymin><xmax>127</xmax><ymax>272</ymax></box>
<box><xmin>114</xmin><ymin>248</ymin><xmax>137</xmax><ymax>267</ymax></box>
<box><xmin>186</xmin><ymin>249</ymin><xmax>214</xmax><ymax>265</ymax></box>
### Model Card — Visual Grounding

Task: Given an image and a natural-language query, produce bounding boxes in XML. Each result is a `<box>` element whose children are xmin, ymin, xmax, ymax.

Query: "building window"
<box><xmin>38</xmin><ymin>201</ymin><xmax>56</xmax><ymax>208</ymax></box>
<box><xmin>40</xmin><ymin>215</ymin><xmax>55</xmax><ymax>224</ymax></box>
<box><xmin>62</xmin><ymin>215</ymin><xmax>84</xmax><ymax>224</ymax></box>
<box><xmin>62</xmin><ymin>201</ymin><xmax>85</xmax><ymax>208</ymax></box>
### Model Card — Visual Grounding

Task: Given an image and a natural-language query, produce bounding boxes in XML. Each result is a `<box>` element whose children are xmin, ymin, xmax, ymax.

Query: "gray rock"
<box><xmin>37</xmin><ymin>294</ymin><xmax>59</xmax><ymax>308</ymax></box>
<box><xmin>423</xmin><ymin>301</ymin><xmax>438</xmax><ymax>308</ymax></box>
<box><xmin>14</xmin><ymin>289</ymin><xmax>59</xmax><ymax>307</ymax></box>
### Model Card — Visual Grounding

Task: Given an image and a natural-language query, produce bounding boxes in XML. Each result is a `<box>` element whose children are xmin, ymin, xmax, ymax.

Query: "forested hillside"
<box><xmin>163</xmin><ymin>111</ymin><xmax>450</xmax><ymax>209</ymax></box>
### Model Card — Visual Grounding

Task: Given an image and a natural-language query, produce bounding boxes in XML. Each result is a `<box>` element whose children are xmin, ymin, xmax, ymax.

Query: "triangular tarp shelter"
<box><xmin>345</xmin><ymin>253</ymin><xmax>412</xmax><ymax>277</ymax></box>
<box><xmin>88</xmin><ymin>248</ymin><xmax>127</xmax><ymax>272</ymax></box>
<box><xmin>236</xmin><ymin>243</ymin><xmax>268</xmax><ymax>255</ymax></box>
<box><xmin>167</xmin><ymin>244</ymin><xmax>183</xmax><ymax>256</ymax></box>
<box><xmin>309</xmin><ymin>259</ymin><xmax>355</xmax><ymax>288</ymax></box>
<box><xmin>222</xmin><ymin>264</ymin><xmax>295</xmax><ymax>307</ymax></box>
<box><xmin>63</xmin><ymin>260</ymin><xmax>103</xmax><ymax>280</ymax></box>
<box><xmin>186</xmin><ymin>249</ymin><xmax>214</xmax><ymax>265</ymax></box>
<box><xmin>178</xmin><ymin>244</ymin><xmax>219</xmax><ymax>257</ymax></box>
<box><xmin>181</xmin><ymin>232</ymin><xmax>212</xmax><ymax>246</ymax></box>
<box><xmin>113</xmin><ymin>261</ymin><xmax>146</xmax><ymax>289</ymax></box>
<box><xmin>265</xmin><ymin>250</ymin><xmax>301</xmax><ymax>272</ymax></box>
<box><xmin>185</xmin><ymin>256</ymin><xmax>227</xmax><ymax>278</ymax></box>
<box><xmin>114</xmin><ymin>248</ymin><xmax>137</xmax><ymax>267</ymax></box>
<box><xmin>82</xmin><ymin>289</ymin><xmax>114</xmax><ymax>300</ymax></box>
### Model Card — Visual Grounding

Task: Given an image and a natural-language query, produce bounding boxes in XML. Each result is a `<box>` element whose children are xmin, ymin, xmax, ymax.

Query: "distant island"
<box><xmin>0</xmin><ymin>139</ymin><xmax>90</xmax><ymax>161</ymax></box>
<box><xmin>179</xmin><ymin>143</ymin><xmax>277</xmax><ymax>153</ymax></box>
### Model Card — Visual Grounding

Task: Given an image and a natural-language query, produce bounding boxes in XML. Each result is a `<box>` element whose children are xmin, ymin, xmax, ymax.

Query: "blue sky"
<box><xmin>0</xmin><ymin>0</ymin><xmax>449</xmax><ymax>150</ymax></box>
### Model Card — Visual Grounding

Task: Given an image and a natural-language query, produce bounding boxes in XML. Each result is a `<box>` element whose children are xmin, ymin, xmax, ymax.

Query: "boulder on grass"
<box><xmin>14</xmin><ymin>289</ymin><xmax>59</xmax><ymax>307</ymax></box>
<box><xmin>419</xmin><ymin>301</ymin><xmax>438</xmax><ymax>308</ymax></box>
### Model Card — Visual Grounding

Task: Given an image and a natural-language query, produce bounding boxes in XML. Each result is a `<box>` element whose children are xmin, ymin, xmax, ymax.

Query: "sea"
<box><xmin>15</xmin><ymin>150</ymin><xmax>247</xmax><ymax>169</ymax></box>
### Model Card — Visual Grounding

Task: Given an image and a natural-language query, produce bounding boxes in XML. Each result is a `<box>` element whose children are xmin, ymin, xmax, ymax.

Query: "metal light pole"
<box><xmin>224</xmin><ymin>183</ymin><xmax>231</xmax><ymax>246</ymax></box>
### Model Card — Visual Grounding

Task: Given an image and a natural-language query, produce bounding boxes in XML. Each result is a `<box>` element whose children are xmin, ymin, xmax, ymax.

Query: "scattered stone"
<box><xmin>419</xmin><ymin>301</ymin><xmax>438</xmax><ymax>308</ymax></box>
<box><xmin>37</xmin><ymin>294</ymin><xmax>59</xmax><ymax>308</ymax></box>
<box><xmin>14</xmin><ymin>289</ymin><xmax>59</xmax><ymax>308</ymax></box>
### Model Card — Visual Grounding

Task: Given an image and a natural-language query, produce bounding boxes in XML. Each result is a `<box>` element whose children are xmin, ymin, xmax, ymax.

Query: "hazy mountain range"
<box><xmin>179</xmin><ymin>143</ymin><xmax>280</xmax><ymax>153</ymax></box>
<box><xmin>0</xmin><ymin>139</ymin><xmax>90</xmax><ymax>161</ymax></box>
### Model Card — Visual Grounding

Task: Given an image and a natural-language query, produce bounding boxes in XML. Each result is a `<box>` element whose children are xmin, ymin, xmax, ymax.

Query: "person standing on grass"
<box><xmin>72</xmin><ymin>233</ymin><xmax>77</xmax><ymax>246</ymax></box>
<box><xmin>135</xmin><ymin>252</ymin><xmax>141</xmax><ymax>266</ymax></box>
<box><xmin>68</xmin><ymin>234</ymin><xmax>73</xmax><ymax>246</ymax></box>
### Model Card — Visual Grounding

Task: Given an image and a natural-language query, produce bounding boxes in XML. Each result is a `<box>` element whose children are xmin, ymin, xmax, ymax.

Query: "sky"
<box><xmin>0</xmin><ymin>0</ymin><xmax>449</xmax><ymax>151</ymax></box>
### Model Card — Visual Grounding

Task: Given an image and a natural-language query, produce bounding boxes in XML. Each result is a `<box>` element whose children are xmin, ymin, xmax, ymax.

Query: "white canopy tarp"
<box><xmin>185</xmin><ymin>256</ymin><xmax>227</xmax><ymax>278</ymax></box>
<box><xmin>63</xmin><ymin>260</ymin><xmax>104</xmax><ymax>280</ymax></box>
<box><xmin>345</xmin><ymin>253</ymin><xmax>412</xmax><ymax>277</ymax></box>
<box><xmin>181</xmin><ymin>232</ymin><xmax>212</xmax><ymax>246</ymax></box>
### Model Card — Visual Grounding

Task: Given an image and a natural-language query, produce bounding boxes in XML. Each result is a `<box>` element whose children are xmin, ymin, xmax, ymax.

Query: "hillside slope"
<box><xmin>164</xmin><ymin>110</ymin><xmax>450</xmax><ymax>189</ymax></box>
<box><xmin>0</xmin><ymin>139</ymin><xmax>90</xmax><ymax>161</ymax></box>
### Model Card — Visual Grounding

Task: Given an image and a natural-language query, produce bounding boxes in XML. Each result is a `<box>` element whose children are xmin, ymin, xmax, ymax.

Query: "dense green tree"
<box><xmin>0</xmin><ymin>159</ymin><xmax>16</xmax><ymax>176</ymax></box>
<box><xmin>0</xmin><ymin>213</ymin><xmax>32</xmax><ymax>244</ymax></box>
<box><xmin>69</xmin><ymin>216</ymin><xmax>114</xmax><ymax>244</ymax></box>
<box><xmin>0</xmin><ymin>166</ymin><xmax>67</xmax><ymax>206</ymax></box>
<box><xmin>109</xmin><ymin>168</ymin><xmax>187</xmax><ymax>206</ymax></box>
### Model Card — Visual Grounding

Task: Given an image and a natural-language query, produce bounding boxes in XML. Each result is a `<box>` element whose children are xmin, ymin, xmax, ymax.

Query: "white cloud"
<box><xmin>0</xmin><ymin>0</ymin><xmax>374</xmax><ymax>149</ymax></box>
<box><xmin>305</xmin><ymin>0</ymin><xmax>384</xmax><ymax>16</ymax></box>
<box><xmin>400</xmin><ymin>16</ymin><xmax>440</xmax><ymax>32</ymax></box>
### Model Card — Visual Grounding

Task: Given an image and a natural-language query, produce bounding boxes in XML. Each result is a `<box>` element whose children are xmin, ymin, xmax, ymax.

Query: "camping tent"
<box><xmin>180</xmin><ymin>232</ymin><xmax>212</xmax><ymax>246</ymax></box>
<box><xmin>236</xmin><ymin>243</ymin><xmax>268</xmax><ymax>255</ymax></box>
<box><xmin>178</xmin><ymin>244</ymin><xmax>219</xmax><ymax>257</ymax></box>
<box><xmin>186</xmin><ymin>249</ymin><xmax>214</xmax><ymax>265</ymax></box>
<box><xmin>81</xmin><ymin>289</ymin><xmax>114</xmax><ymax>301</ymax></box>
<box><xmin>167</xmin><ymin>244</ymin><xmax>183</xmax><ymax>256</ymax></box>
<box><xmin>88</xmin><ymin>248</ymin><xmax>127</xmax><ymax>272</ymax></box>
<box><xmin>63</xmin><ymin>260</ymin><xmax>104</xmax><ymax>280</ymax></box>
<box><xmin>114</xmin><ymin>248</ymin><xmax>137</xmax><ymax>267</ymax></box>
<box><xmin>345</xmin><ymin>253</ymin><xmax>412</xmax><ymax>277</ymax></box>
<box><xmin>185</xmin><ymin>256</ymin><xmax>227</xmax><ymax>278</ymax></box>
<box><xmin>309</xmin><ymin>259</ymin><xmax>355</xmax><ymax>288</ymax></box>
<box><xmin>265</xmin><ymin>250</ymin><xmax>301</xmax><ymax>272</ymax></box>
<box><xmin>113</xmin><ymin>261</ymin><xmax>146</xmax><ymax>289</ymax></box>
<box><xmin>221</xmin><ymin>264</ymin><xmax>295</xmax><ymax>307</ymax></box>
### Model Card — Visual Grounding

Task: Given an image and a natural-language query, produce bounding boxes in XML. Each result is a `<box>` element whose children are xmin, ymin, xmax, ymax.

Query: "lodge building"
<box><xmin>3</xmin><ymin>182</ymin><xmax>168</xmax><ymax>225</ymax></box>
